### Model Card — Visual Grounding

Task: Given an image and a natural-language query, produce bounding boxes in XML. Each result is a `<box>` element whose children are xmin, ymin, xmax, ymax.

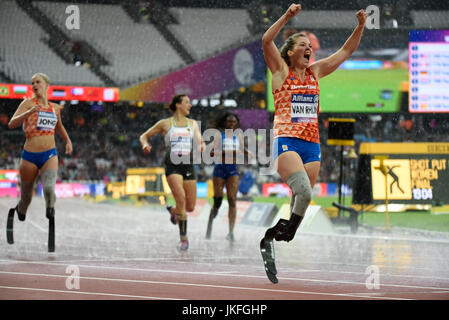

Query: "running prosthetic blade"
<box><xmin>7</xmin><ymin>208</ymin><xmax>15</xmax><ymax>244</ymax></box>
<box><xmin>260</xmin><ymin>238</ymin><xmax>278</xmax><ymax>284</ymax></box>
<box><xmin>48</xmin><ymin>217</ymin><xmax>55</xmax><ymax>252</ymax></box>
<box><xmin>205</xmin><ymin>212</ymin><xmax>214</xmax><ymax>239</ymax></box>
<box><xmin>206</xmin><ymin>207</ymin><xmax>219</xmax><ymax>239</ymax></box>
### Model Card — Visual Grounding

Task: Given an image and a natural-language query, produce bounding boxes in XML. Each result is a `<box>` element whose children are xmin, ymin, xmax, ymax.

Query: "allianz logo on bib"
<box><xmin>291</xmin><ymin>94</ymin><xmax>319</xmax><ymax>103</ymax></box>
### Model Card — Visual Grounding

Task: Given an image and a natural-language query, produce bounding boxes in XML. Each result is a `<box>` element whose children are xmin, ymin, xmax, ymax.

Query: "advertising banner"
<box><xmin>120</xmin><ymin>40</ymin><xmax>266</xmax><ymax>103</ymax></box>
<box><xmin>0</xmin><ymin>84</ymin><xmax>119</xmax><ymax>102</ymax></box>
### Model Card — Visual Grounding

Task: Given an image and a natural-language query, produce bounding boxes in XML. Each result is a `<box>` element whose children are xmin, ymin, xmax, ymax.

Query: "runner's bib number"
<box><xmin>222</xmin><ymin>134</ymin><xmax>239</xmax><ymax>152</ymax></box>
<box><xmin>170</xmin><ymin>128</ymin><xmax>192</xmax><ymax>156</ymax></box>
<box><xmin>37</xmin><ymin>111</ymin><xmax>58</xmax><ymax>130</ymax></box>
<box><xmin>290</xmin><ymin>94</ymin><xmax>319</xmax><ymax>123</ymax></box>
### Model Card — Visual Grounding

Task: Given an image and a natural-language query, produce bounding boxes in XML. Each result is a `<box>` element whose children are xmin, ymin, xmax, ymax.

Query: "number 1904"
<box><xmin>412</xmin><ymin>188</ymin><xmax>433</xmax><ymax>200</ymax></box>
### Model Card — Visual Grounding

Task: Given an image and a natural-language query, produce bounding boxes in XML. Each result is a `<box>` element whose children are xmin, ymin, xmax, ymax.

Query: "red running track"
<box><xmin>1</xmin><ymin>198</ymin><xmax>449</xmax><ymax>301</ymax></box>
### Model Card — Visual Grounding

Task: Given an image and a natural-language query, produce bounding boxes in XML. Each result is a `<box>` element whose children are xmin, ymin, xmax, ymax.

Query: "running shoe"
<box><xmin>166</xmin><ymin>206</ymin><xmax>177</xmax><ymax>225</ymax></box>
<box><xmin>178</xmin><ymin>240</ymin><xmax>189</xmax><ymax>251</ymax></box>
<box><xmin>226</xmin><ymin>232</ymin><xmax>235</xmax><ymax>242</ymax></box>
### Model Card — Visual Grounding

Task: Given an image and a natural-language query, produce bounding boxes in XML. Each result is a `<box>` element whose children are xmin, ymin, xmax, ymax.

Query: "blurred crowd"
<box><xmin>2</xmin><ymin>98</ymin><xmax>449</xmax><ymax>191</ymax></box>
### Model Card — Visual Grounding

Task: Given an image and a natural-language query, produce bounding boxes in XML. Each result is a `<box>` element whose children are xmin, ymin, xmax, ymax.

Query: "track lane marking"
<box><xmin>0</xmin><ymin>270</ymin><xmax>411</xmax><ymax>300</ymax></box>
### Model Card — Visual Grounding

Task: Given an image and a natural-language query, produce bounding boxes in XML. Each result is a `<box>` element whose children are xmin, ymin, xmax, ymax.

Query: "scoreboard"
<box><xmin>409</xmin><ymin>30</ymin><xmax>449</xmax><ymax>113</ymax></box>
<box><xmin>353</xmin><ymin>143</ymin><xmax>449</xmax><ymax>205</ymax></box>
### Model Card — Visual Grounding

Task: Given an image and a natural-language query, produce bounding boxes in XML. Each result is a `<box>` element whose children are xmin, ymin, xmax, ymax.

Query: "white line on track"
<box><xmin>0</xmin><ymin>285</ymin><xmax>181</xmax><ymax>300</ymax></box>
<box><xmin>27</xmin><ymin>218</ymin><xmax>47</xmax><ymax>233</ymax></box>
<box><xmin>0</xmin><ymin>271</ymin><xmax>411</xmax><ymax>300</ymax></box>
<box><xmin>1</xmin><ymin>261</ymin><xmax>448</xmax><ymax>292</ymax></box>
<box><xmin>1</xmin><ymin>255</ymin><xmax>449</xmax><ymax>283</ymax></box>
<box><xmin>346</xmin><ymin>290</ymin><xmax>449</xmax><ymax>296</ymax></box>
<box><xmin>8</xmin><ymin>247</ymin><xmax>444</xmax><ymax>279</ymax></box>
<box><xmin>300</xmin><ymin>230</ymin><xmax>449</xmax><ymax>244</ymax></box>
<box><xmin>169</xmin><ymin>257</ymin><xmax>449</xmax><ymax>276</ymax></box>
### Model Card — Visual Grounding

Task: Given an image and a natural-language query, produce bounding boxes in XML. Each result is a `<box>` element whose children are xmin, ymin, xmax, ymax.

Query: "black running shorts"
<box><xmin>164</xmin><ymin>160</ymin><xmax>196</xmax><ymax>180</ymax></box>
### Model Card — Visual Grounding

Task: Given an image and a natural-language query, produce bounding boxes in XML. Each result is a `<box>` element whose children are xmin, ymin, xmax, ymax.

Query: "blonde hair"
<box><xmin>32</xmin><ymin>73</ymin><xmax>50</xmax><ymax>85</ymax></box>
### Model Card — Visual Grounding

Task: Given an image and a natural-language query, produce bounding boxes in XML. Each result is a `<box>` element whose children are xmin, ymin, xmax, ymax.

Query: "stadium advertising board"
<box><xmin>120</xmin><ymin>40</ymin><xmax>265</xmax><ymax>103</ymax></box>
<box><xmin>262</xmin><ymin>182</ymin><xmax>337</xmax><ymax>197</ymax></box>
<box><xmin>0</xmin><ymin>83</ymin><xmax>119</xmax><ymax>102</ymax></box>
<box><xmin>0</xmin><ymin>169</ymin><xmax>19</xmax><ymax>197</ymax></box>
<box><xmin>37</xmin><ymin>182</ymin><xmax>105</xmax><ymax>198</ymax></box>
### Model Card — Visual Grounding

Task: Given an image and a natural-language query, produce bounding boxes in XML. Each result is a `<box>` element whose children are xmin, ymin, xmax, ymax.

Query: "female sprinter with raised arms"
<box><xmin>260</xmin><ymin>4</ymin><xmax>367</xmax><ymax>283</ymax></box>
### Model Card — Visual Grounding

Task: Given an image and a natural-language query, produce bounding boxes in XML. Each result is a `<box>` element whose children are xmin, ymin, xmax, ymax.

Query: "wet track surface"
<box><xmin>1</xmin><ymin>198</ymin><xmax>449</xmax><ymax>300</ymax></box>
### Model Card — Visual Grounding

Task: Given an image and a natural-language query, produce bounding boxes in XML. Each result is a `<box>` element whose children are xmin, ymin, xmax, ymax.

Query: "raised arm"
<box><xmin>310</xmin><ymin>10</ymin><xmax>367</xmax><ymax>80</ymax></box>
<box><xmin>262</xmin><ymin>4</ymin><xmax>302</xmax><ymax>75</ymax></box>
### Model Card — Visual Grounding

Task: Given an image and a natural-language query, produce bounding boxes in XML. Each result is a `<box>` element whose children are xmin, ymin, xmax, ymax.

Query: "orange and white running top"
<box><xmin>23</xmin><ymin>98</ymin><xmax>58</xmax><ymax>140</ymax></box>
<box><xmin>273</xmin><ymin>68</ymin><xmax>320</xmax><ymax>143</ymax></box>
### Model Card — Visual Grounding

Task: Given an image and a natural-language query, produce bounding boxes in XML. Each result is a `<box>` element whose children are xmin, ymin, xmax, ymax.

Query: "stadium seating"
<box><xmin>167</xmin><ymin>7</ymin><xmax>253</xmax><ymax>61</ymax></box>
<box><xmin>35</xmin><ymin>1</ymin><xmax>185</xmax><ymax>86</ymax></box>
<box><xmin>1</xmin><ymin>0</ymin><xmax>448</xmax><ymax>88</ymax></box>
<box><xmin>290</xmin><ymin>10</ymin><xmax>359</xmax><ymax>29</ymax></box>
<box><xmin>410</xmin><ymin>10</ymin><xmax>449</xmax><ymax>29</ymax></box>
<box><xmin>0</xmin><ymin>1</ymin><xmax>103</xmax><ymax>86</ymax></box>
